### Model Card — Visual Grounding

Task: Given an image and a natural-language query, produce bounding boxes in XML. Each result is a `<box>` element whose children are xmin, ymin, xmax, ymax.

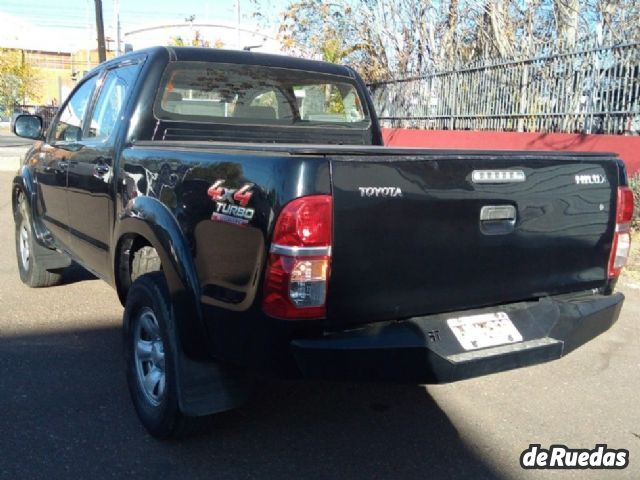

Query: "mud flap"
<box><xmin>176</xmin><ymin>352</ymin><xmax>252</xmax><ymax>416</ymax></box>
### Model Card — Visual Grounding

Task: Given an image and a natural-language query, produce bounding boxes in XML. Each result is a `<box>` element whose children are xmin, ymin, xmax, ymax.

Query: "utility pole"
<box><xmin>236</xmin><ymin>0</ymin><xmax>241</xmax><ymax>49</ymax></box>
<box><xmin>84</xmin><ymin>0</ymin><xmax>92</xmax><ymax>71</ymax></box>
<box><xmin>94</xmin><ymin>0</ymin><xmax>107</xmax><ymax>62</ymax></box>
<box><xmin>185</xmin><ymin>14</ymin><xmax>195</xmax><ymax>45</ymax></box>
<box><xmin>114</xmin><ymin>0</ymin><xmax>121</xmax><ymax>55</ymax></box>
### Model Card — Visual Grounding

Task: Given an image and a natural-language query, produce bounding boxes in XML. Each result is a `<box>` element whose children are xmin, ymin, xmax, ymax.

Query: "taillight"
<box><xmin>262</xmin><ymin>195</ymin><xmax>332</xmax><ymax>319</ymax></box>
<box><xmin>608</xmin><ymin>186</ymin><xmax>634</xmax><ymax>278</ymax></box>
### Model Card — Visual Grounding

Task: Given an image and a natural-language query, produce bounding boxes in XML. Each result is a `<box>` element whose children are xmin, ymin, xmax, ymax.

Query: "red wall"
<box><xmin>382</xmin><ymin>128</ymin><xmax>640</xmax><ymax>175</ymax></box>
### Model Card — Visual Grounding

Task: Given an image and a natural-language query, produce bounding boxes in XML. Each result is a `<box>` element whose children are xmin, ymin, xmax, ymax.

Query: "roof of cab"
<box><xmin>93</xmin><ymin>46</ymin><xmax>357</xmax><ymax>79</ymax></box>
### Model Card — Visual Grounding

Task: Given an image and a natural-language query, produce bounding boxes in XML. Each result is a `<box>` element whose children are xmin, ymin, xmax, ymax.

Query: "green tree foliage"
<box><xmin>0</xmin><ymin>49</ymin><xmax>41</xmax><ymax>110</ymax></box>
<box><xmin>279</xmin><ymin>1</ymin><xmax>386</xmax><ymax>80</ymax></box>
<box><xmin>629</xmin><ymin>173</ymin><xmax>640</xmax><ymax>231</ymax></box>
<box><xmin>168</xmin><ymin>31</ymin><xmax>211</xmax><ymax>48</ymax></box>
<box><xmin>168</xmin><ymin>36</ymin><xmax>187</xmax><ymax>46</ymax></box>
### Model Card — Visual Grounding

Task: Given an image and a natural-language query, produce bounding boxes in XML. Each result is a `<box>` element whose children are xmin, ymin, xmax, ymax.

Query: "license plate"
<box><xmin>447</xmin><ymin>312</ymin><xmax>522</xmax><ymax>351</ymax></box>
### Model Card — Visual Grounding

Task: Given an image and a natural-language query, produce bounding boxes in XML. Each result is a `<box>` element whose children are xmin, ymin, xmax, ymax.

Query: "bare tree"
<box><xmin>591</xmin><ymin>0</ymin><xmax>640</xmax><ymax>44</ymax></box>
<box><xmin>277</xmin><ymin>0</ymin><xmax>640</xmax><ymax>81</ymax></box>
<box><xmin>554</xmin><ymin>0</ymin><xmax>579</xmax><ymax>48</ymax></box>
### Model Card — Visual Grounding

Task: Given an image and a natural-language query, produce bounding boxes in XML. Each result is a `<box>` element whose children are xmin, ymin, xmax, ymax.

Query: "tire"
<box><xmin>123</xmin><ymin>272</ymin><xmax>213</xmax><ymax>438</ymax></box>
<box><xmin>131</xmin><ymin>246</ymin><xmax>161</xmax><ymax>281</ymax></box>
<box><xmin>14</xmin><ymin>194</ymin><xmax>63</xmax><ymax>288</ymax></box>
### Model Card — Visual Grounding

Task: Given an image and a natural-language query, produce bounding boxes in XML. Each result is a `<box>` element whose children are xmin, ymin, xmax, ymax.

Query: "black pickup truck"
<box><xmin>12</xmin><ymin>47</ymin><xmax>634</xmax><ymax>438</ymax></box>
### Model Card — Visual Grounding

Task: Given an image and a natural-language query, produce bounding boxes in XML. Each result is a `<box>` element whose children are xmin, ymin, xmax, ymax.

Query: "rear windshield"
<box><xmin>154</xmin><ymin>61</ymin><xmax>370</xmax><ymax>128</ymax></box>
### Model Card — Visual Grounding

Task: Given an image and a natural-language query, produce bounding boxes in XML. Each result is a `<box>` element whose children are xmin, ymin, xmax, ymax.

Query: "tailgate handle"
<box><xmin>480</xmin><ymin>205</ymin><xmax>516</xmax><ymax>235</ymax></box>
<box><xmin>480</xmin><ymin>205</ymin><xmax>516</xmax><ymax>221</ymax></box>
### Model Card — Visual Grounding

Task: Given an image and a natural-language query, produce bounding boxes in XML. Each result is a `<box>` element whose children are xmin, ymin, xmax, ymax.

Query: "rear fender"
<box><xmin>114</xmin><ymin>195</ymin><xmax>207</xmax><ymax>356</ymax></box>
<box><xmin>115</xmin><ymin>196</ymin><xmax>250</xmax><ymax>415</ymax></box>
<box><xmin>12</xmin><ymin>170</ymin><xmax>33</xmax><ymax>223</ymax></box>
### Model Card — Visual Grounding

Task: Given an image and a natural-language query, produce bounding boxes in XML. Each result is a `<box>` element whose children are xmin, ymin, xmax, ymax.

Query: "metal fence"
<box><xmin>370</xmin><ymin>42</ymin><xmax>640</xmax><ymax>135</ymax></box>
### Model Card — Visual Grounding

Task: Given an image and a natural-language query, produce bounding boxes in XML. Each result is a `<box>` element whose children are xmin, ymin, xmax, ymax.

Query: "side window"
<box><xmin>86</xmin><ymin>64</ymin><xmax>140</xmax><ymax>140</ymax></box>
<box><xmin>52</xmin><ymin>75</ymin><xmax>98</xmax><ymax>142</ymax></box>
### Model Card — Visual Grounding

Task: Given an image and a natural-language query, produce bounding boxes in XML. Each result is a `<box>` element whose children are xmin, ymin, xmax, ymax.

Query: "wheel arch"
<box><xmin>113</xmin><ymin>196</ymin><xmax>209</xmax><ymax>358</ymax></box>
<box><xmin>13</xmin><ymin>167</ymin><xmax>61</xmax><ymax>251</ymax></box>
<box><xmin>12</xmin><ymin>168</ymin><xmax>35</xmax><ymax>223</ymax></box>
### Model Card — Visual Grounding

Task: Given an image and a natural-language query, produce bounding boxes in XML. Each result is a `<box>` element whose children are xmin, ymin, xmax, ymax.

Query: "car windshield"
<box><xmin>154</xmin><ymin>61</ymin><xmax>370</xmax><ymax>128</ymax></box>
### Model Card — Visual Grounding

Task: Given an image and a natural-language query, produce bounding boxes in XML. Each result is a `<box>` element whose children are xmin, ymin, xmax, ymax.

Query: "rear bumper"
<box><xmin>290</xmin><ymin>292</ymin><xmax>624</xmax><ymax>383</ymax></box>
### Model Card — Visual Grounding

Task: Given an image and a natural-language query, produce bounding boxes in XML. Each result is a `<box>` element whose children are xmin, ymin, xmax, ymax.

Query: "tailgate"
<box><xmin>327</xmin><ymin>153</ymin><xmax>619</xmax><ymax>325</ymax></box>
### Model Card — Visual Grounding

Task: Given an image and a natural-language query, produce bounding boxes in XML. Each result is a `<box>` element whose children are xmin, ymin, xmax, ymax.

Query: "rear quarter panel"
<box><xmin>117</xmin><ymin>145</ymin><xmax>330</xmax><ymax>318</ymax></box>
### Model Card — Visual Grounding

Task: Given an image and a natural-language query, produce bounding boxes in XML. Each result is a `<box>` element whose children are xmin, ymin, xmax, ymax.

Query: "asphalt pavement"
<box><xmin>0</xmin><ymin>165</ymin><xmax>639</xmax><ymax>479</ymax></box>
<box><xmin>0</xmin><ymin>126</ymin><xmax>30</xmax><ymax>172</ymax></box>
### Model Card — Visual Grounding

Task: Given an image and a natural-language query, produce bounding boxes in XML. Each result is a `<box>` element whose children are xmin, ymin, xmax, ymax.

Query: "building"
<box><xmin>0</xmin><ymin>12</ymin><xmax>281</xmax><ymax>108</ymax></box>
<box><xmin>0</xmin><ymin>12</ymin><xmax>116</xmax><ymax>106</ymax></box>
<box><xmin>124</xmin><ymin>21</ymin><xmax>281</xmax><ymax>53</ymax></box>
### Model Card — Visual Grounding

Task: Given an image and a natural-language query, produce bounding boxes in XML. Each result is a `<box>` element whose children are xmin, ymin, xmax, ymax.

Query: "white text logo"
<box><xmin>520</xmin><ymin>444</ymin><xmax>628</xmax><ymax>470</ymax></box>
<box><xmin>358</xmin><ymin>187</ymin><xmax>403</xmax><ymax>198</ymax></box>
<box><xmin>575</xmin><ymin>174</ymin><xmax>607</xmax><ymax>185</ymax></box>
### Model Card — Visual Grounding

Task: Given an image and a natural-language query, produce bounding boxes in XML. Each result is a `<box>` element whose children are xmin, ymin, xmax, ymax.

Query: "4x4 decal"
<box><xmin>207</xmin><ymin>180</ymin><xmax>253</xmax><ymax>206</ymax></box>
<box><xmin>207</xmin><ymin>180</ymin><xmax>255</xmax><ymax>225</ymax></box>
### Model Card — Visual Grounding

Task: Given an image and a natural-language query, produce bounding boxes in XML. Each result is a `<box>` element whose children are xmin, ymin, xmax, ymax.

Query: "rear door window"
<box><xmin>86</xmin><ymin>63</ymin><xmax>141</xmax><ymax>141</ymax></box>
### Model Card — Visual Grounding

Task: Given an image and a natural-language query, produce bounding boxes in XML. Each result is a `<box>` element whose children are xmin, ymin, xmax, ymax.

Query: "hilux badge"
<box><xmin>575</xmin><ymin>174</ymin><xmax>606</xmax><ymax>185</ymax></box>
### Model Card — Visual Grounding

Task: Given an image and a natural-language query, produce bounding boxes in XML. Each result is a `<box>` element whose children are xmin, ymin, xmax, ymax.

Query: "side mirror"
<box><xmin>62</xmin><ymin>125</ymin><xmax>82</xmax><ymax>142</ymax></box>
<box><xmin>13</xmin><ymin>115</ymin><xmax>43</xmax><ymax>140</ymax></box>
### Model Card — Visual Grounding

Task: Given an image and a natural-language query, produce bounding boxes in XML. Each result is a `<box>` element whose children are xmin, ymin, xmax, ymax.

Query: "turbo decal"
<box><xmin>207</xmin><ymin>179</ymin><xmax>255</xmax><ymax>225</ymax></box>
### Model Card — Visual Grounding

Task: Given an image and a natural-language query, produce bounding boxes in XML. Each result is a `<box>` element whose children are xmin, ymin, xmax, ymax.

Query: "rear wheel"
<box><xmin>14</xmin><ymin>194</ymin><xmax>64</xmax><ymax>287</ymax></box>
<box><xmin>124</xmin><ymin>272</ymin><xmax>214</xmax><ymax>438</ymax></box>
<box><xmin>131</xmin><ymin>246</ymin><xmax>161</xmax><ymax>281</ymax></box>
